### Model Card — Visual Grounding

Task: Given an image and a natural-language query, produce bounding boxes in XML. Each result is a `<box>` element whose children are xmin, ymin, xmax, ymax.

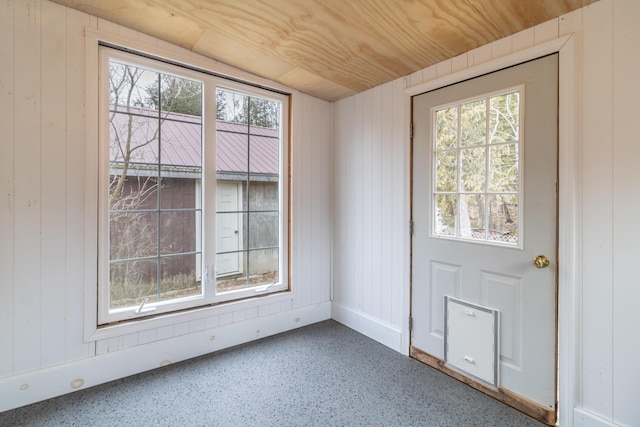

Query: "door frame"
<box><xmin>405</xmin><ymin>34</ymin><xmax>579</xmax><ymax>426</ymax></box>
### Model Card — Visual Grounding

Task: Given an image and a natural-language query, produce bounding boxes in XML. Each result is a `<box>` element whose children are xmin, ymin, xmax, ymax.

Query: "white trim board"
<box><xmin>574</xmin><ymin>408</ymin><xmax>625</xmax><ymax>427</ymax></box>
<box><xmin>405</xmin><ymin>33</ymin><xmax>579</xmax><ymax>427</ymax></box>
<box><xmin>0</xmin><ymin>302</ymin><xmax>331</xmax><ymax>412</ymax></box>
<box><xmin>331</xmin><ymin>302</ymin><xmax>403</xmax><ymax>353</ymax></box>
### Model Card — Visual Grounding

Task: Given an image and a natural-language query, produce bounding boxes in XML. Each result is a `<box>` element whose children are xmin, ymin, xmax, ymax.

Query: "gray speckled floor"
<box><xmin>0</xmin><ymin>320</ymin><xmax>544</xmax><ymax>427</ymax></box>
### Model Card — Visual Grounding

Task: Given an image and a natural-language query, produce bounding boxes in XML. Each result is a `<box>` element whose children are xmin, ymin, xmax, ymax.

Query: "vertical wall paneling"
<box><xmin>290</xmin><ymin>93</ymin><xmax>306</xmax><ymax>307</ymax></box>
<box><xmin>13</xmin><ymin>0</ymin><xmax>42</xmax><ymax>374</ymax></box>
<box><xmin>65</xmin><ymin>5</ymin><xmax>93</xmax><ymax>362</ymax></box>
<box><xmin>612</xmin><ymin>0</ymin><xmax>640</xmax><ymax>424</ymax></box>
<box><xmin>0</xmin><ymin>0</ymin><xmax>15</xmax><ymax>379</ymax></box>
<box><xmin>332</xmin><ymin>97</ymin><xmax>349</xmax><ymax>306</ymax></box>
<box><xmin>331</xmin><ymin>78</ymin><xmax>406</xmax><ymax>349</ymax></box>
<box><xmin>361</xmin><ymin>89</ymin><xmax>373</xmax><ymax>315</ymax></box>
<box><xmin>300</xmin><ymin>94</ymin><xmax>314</xmax><ymax>307</ymax></box>
<box><xmin>311</xmin><ymin>96</ymin><xmax>331</xmax><ymax>305</ymax></box>
<box><xmin>491</xmin><ymin>36</ymin><xmax>512</xmax><ymax>59</ymax></box>
<box><xmin>96</xmin><ymin>17</ymin><xmax>117</xmax><ymax>35</ymax></box>
<box><xmin>344</xmin><ymin>96</ymin><xmax>356</xmax><ymax>309</ymax></box>
<box><xmin>470</xmin><ymin>44</ymin><xmax>492</xmax><ymax>67</ymax></box>
<box><xmin>451</xmin><ymin>53</ymin><xmax>468</xmax><ymax>74</ymax></box>
<box><xmin>581</xmin><ymin>0</ymin><xmax>614</xmax><ymax>418</ymax></box>
<box><xmin>39</xmin><ymin>0</ymin><xmax>68</xmax><ymax>369</ymax></box>
<box><xmin>352</xmin><ymin>94</ymin><xmax>364</xmax><ymax>311</ymax></box>
<box><xmin>391</xmin><ymin>78</ymin><xmax>407</xmax><ymax>329</ymax></box>
<box><xmin>533</xmin><ymin>18</ymin><xmax>559</xmax><ymax>44</ymax></box>
<box><xmin>379</xmin><ymin>82</ymin><xmax>393</xmax><ymax>325</ymax></box>
<box><xmin>511</xmin><ymin>27</ymin><xmax>535</xmax><ymax>53</ymax></box>
<box><xmin>370</xmin><ymin>86</ymin><xmax>383</xmax><ymax>319</ymax></box>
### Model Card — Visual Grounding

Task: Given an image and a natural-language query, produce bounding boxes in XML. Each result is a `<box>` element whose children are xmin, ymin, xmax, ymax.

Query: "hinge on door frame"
<box><xmin>409</xmin><ymin>316</ymin><xmax>413</xmax><ymax>331</ymax></box>
<box><xmin>409</xmin><ymin>123</ymin><xmax>414</xmax><ymax>139</ymax></box>
<box><xmin>409</xmin><ymin>220</ymin><xmax>414</xmax><ymax>236</ymax></box>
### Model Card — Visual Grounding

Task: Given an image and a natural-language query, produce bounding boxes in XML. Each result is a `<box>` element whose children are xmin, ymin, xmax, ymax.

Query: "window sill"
<box><xmin>85</xmin><ymin>290</ymin><xmax>294</xmax><ymax>342</ymax></box>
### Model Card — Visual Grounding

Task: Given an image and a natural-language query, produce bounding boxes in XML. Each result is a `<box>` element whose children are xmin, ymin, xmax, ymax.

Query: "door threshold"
<box><xmin>410</xmin><ymin>345</ymin><xmax>557</xmax><ymax>426</ymax></box>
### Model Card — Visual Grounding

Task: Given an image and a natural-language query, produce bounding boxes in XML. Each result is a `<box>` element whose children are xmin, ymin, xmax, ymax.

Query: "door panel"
<box><xmin>411</xmin><ymin>55</ymin><xmax>558</xmax><ymax>411</ymax></box>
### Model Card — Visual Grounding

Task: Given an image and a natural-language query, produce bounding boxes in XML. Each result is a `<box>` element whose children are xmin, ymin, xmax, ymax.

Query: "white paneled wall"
<box><xmin>332</xmin><ymin>0</ymin><xmax>639</xmax><ymax>426</ymax></box>
<box><xmin>0</xmin><ymin>0</ymin><xmax>331</xmax><ymax>411</ymax></box>
<box><xmin>332</xmin><ymin>78</ymin><xmax>409</xmax><ymax>352</ymax></box>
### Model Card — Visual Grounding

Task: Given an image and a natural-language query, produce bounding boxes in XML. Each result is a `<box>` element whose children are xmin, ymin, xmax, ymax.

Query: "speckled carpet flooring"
<box><xmin>0</xmin><ymin>320</ymin><xmax>543</xmax><ymax>427</ymax></box>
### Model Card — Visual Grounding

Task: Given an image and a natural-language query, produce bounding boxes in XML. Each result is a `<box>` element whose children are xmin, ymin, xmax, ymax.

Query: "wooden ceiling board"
<box><xmin>192</xmin><ymin>28</ymin><xmax>297</xmax><ymax>82</ymax></box>
<box><xmin>55</xmin><ymin>0</ymin><xmax>206</xmax><ymax>50</ymax></box>
<box><xmin>51</xmin><ymin>0</ymin><xmax>599</xmax><ymax>101</ymax></box>
<box><xmin>278</xmin><ymin>66</ymin><xmax>357</xmax><ymax>101</ymax></box>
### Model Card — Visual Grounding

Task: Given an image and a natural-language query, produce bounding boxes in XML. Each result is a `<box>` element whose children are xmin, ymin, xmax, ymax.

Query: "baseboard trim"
<box><xmin>331</xmin><ymin>303</ymin><xmax>403</xmax><ymax>353</ymax></box>
<box><xmin>0</xmin><ymin>302</ymin><xmax>331</xmax><ymax>412</ymax></box>
<box><xmin>410</xmin><ymin>345</ymin><xmax>557</xmax><ymax>426</ymax></box>
<box><xmin>574</xmin><ymin>408</ymin><xmax>623</xmax><ymax>427</ymax></box>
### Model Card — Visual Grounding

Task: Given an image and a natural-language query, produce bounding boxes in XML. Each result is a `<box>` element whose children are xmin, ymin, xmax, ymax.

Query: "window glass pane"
<box><xmin>109</xmin><ymin>113</ymin><xmax>160</xmax><ymax>165</ymax></box>
<box><xmin>248</xmin><ymin>179</ymin><xmax>279</xmax><ymax>211</ymax></box>
<box><xmin>435</xmin><ymin>150</ymin><xmax>457</xmax><ymax>192</ymax></box>
<box><xmin>158</xmin><ymin>75</ymin><xmax>202</xmax><ymax>117</ymax></box>
<box><xmin>435</xmin><ymin>106</ymin><xmax>457</xmax><ymax>150</ymax></box>
<box><xmin>460</xmin><ymin>100</ymin><xmax>486</xmax><ymax>147</ymax></box>
<box><xmin>109</xmin><ymin>259</ymin><xmax>158</xmax><ymax>309</ymax></box>
<box><xmin>489</xmin><ymin>143</ymin><xmax>519</xmax><ymax>192</ymax></box>
<box><xmin>109</xmin><ymin>211</ymin><xmax>158</xmax><ymax>260</ymax></box>
<box><xmin>159</xmin><ymin>178</ymin><xmax>198</xmax><ymax>210</ymax></box>
<box><xmin>488</xmin><ymin>194</ymin><xmax>519</xmax><ymax>244</ymax></box>
<box><xmin>216</xmin><ymin>253</ymin><xmax>247</xmax><ymax>292</ymax></box>
<box><xmin>216</xmin><ymin>129</ymin><xmax>249</xmax><ymax>178</ymax></box>
<box><xmin>249</xmin><ymin>136</ymin><xmax>279</xmax><ymax>183</ymax></box>
<box><xmin>159</xmin><ymin>211</ymin><xmax>199</xmax><ymax>255</ymax></box>
<box><xmin>216</xmin><ymin>90</ymin><xmax>248</xmax><ymax>124</ymax></box>
<box><xmin>431</xmin><ymin>90</ymin><xmax>520</xmax><ymax>246</ymax></box>
<box><xmin>248</xmin><ymin>248</ymin><xmax>279</xmax><ymax>286</ymax></box>
<box><xmin>216</xmin><ymin>211</ymin><xmax>247</xmax><ymax>252</ymax></box>
<box><xmin>109</xmin><ymin>62</ymin><xmax>158</xmax><ymax>116</ymax></box>
<box><xmin>460</xmin><ymin>194</ymin><xmax>486</xmax><ymax>239</ymax></box>
<box><xmin>249</xmin><ymin>97</ymin><xmax>280</xmax><ymax>129</ymax></box>
<box><xmin>107</xmin><ymin>58</ymin><xmax>204</xmax><ymax>312</ymax></box>
<box><xmin>109</xmin><ymin>174</ymin><xmax>159</xmax><ymax>211</ymax></box>
<box><xmin>490</xmin><ymin>92</ymin><xmax>519</xmax><ymax>143</ymax></box>
<box><xmin>215</xmin><ymin>89</ymin><xmax>282</xmax><ymax>294</ymax></box>
<box><xmin>249</xmin><ymin>212</ymin><xmax>279</xmax><ymax>249</ymax></box>
<box><xmin>159</xmin><ymin>253</ymin><xmax>202</xmax><ymax>301</ymax></box>
<box><xmin>434</xmin><ymin>194</ymin><xmax>457</xmax><ymax>237</ymax></box>
<box><xmin>460</xmin><ymin>147</ymin><xmax>486</xmax><ymax>192</ymax></box>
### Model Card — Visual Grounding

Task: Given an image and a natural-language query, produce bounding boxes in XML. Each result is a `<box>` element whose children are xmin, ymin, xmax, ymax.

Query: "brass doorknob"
<box><xmin>533</xmin><ymin>255</ymin><xmax>550</xmax><ymax>268</ymax></box>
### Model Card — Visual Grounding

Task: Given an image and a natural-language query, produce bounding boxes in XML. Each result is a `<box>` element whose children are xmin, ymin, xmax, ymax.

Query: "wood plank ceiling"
<box><xmin>52</xmin><ymin>0</ymin><xmax>598</xmax><ymax>101</ymax></box>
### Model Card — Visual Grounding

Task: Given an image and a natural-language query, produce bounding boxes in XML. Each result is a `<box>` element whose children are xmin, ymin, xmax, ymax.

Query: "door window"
<box><xmin>432</xmin><ymin>88</ymin><xmax>523</xmax><ymax>247</ymax></box>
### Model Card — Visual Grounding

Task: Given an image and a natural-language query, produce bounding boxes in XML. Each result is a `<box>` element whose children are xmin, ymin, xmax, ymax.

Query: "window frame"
<box><xmin>95</xmin><ymin>46</ymin><xmax>290</xmax><ymax>326</ymax></box>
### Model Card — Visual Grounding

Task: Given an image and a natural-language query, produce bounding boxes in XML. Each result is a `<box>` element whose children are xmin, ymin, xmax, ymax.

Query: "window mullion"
<box><xmin>156</xmin><ymin>72</ymin><xmax>163</xmax><ymax>303</ymax></box>
<box><xmin>485</xmin><ymin>96</ymin><xmax>490</xmax><ymax>241</ymax></box>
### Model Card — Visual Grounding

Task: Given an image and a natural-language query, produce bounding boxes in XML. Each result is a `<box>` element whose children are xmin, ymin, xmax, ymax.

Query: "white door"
<box><xmin>411</xmin><ymin>55</ymin><xmax>558</xmax><ymax>412</ymax></box>
<box><xmin>216</xmin><ymin>181</ymin><xmax>242</xmax><ymax>276</ymax></box>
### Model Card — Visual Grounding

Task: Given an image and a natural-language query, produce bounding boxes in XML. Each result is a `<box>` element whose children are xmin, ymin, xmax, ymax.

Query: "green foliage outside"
<box><xmin>434</xmin><ymin>92</ymin><xmax>520</xmax><ymax>243</ymax></box>
<box><xmin>140</xmin><ymin>74</ymin><xmax>280</xmax><ymax>129</ymax></box>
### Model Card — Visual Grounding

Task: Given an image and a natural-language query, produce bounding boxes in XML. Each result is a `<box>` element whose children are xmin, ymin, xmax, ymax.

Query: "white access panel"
<box><xmin>444</xmin><ymin>296</ymin><xmax>500</xmax><ymax>388</ymax></box>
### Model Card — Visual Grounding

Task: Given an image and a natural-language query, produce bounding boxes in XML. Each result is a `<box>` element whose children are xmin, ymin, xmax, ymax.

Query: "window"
<box><xmin>99</xmin><ymin>47</ymin><xmax>289</xmax><ymax>325</ymax></box>
<box><xmin>431</xmin><ymin>87</ymin><xmax>523</xmax><ymax>246</ymax></box>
